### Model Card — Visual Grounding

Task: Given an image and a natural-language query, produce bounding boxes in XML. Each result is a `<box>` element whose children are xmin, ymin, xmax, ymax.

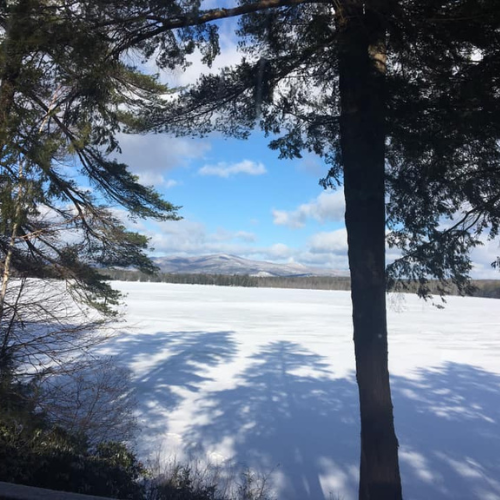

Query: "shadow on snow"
<box><xmin>392</xmin><ymin>362</ymin><xmax>500</xmax><ymax>500</ymax></box>
<box><xmin>102</xmin><ymin>332</ymin><xmax>500</xmax><ymax>500</ymax></box>
<box><xmin>184</xmin><ymin>340</ymin><xmax>360</xmax><ymax>500</ymax></box>
<box><xmin>100</xmin><ymin>330</ymin><xmax>239</xmax><ymax>443</ymax></box>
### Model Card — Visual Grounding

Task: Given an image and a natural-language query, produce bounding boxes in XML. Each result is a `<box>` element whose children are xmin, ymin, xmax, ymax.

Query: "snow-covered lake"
<box><xmin>99</xmin><ymin>282</ymin><xmax>500</xmax><ymax>500</ymax></box>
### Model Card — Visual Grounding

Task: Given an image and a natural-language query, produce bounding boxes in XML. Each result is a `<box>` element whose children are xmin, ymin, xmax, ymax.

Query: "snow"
<box><xmin>99</xmin><ymin>282</ymin><xmax>500</xmax><ymax>500</ymax></box>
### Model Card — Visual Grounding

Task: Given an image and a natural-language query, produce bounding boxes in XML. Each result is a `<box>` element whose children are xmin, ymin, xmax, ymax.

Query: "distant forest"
<box><xmin>102</xmin><ymin>269</ymin><xmax>500</xmax><ymax>299</ymax></box>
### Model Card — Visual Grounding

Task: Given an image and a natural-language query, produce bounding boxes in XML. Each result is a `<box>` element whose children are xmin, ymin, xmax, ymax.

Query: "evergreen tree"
<box><xmin>0</xmin><ymin>0</ymin><xmax>218</xmax><ymax>380</ymax></box>
<box><xmin>136</xmin><ymin>1</ymin><xmax>500</xmax><ymax>498</ymax></box>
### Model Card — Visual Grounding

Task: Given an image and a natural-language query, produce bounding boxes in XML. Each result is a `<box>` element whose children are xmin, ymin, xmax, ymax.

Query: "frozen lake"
<box><xmin>99</xmin><ymin>282</ymin><xmax>500</xmax><ymax>500</ymax></box>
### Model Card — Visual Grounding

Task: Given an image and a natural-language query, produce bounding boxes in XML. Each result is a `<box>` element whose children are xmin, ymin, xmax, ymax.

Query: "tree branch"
<box><xmin>113</xmin><ymin>0</ymin><xmax>325</xmax><ymax>55</ymax></box>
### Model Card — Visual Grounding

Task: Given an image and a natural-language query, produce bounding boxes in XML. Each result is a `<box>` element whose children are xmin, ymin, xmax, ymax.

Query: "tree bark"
<box><xmin>337</xmin><ymin>2</ymin><xmax>402</xmax><ymax>499</ymax></box>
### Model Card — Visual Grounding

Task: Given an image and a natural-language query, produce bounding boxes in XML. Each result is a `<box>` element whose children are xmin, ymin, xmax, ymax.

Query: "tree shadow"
<box><xmin>180</xmin><ymin>341</ymin><xmax>500</xmax><ymax>500</ymax></box>
<box><xmin>99</xmin><ymin>330</ymin><xmax>239</xmax><ymax>445</ymax></box>
<box><xmin>392</xmin><ymin>362</ymin><xmax>500</xmax><ymax>500</ymax></box>
<box><xmin>101</xmin><ymin>332</ymin><xmax>500</xmax><ymax>500</ymax></box>
<box><xmin>184</xmin><ymin>340</ymin><xmax>360</xmax><ymax>500</ymax></box>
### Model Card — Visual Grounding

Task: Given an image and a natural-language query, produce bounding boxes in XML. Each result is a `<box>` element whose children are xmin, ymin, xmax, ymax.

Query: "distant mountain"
<box><xmin>152</xmin><ymin>254</ymin><xmax>347</xmax><ymax>277</ymax></box>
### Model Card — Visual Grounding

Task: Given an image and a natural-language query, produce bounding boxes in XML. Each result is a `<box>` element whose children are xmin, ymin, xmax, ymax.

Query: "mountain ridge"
<box><xmin>152</xmin><ymin>254</ymin><xmax>347</xmax><ymax>277</ymax></box>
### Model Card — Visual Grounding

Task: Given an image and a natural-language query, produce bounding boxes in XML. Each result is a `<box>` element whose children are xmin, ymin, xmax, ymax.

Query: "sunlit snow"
<box><xmin>99</xmin><ymin>282</ymin><xmax>500</xmax><ymax>500</ymax></box>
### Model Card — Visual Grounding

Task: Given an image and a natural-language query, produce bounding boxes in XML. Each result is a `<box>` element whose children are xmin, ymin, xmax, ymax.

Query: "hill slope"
<box><xmin>152</xmin><ymin>254</ymin><xmax>346</xmax><ymax>277</ymax></box>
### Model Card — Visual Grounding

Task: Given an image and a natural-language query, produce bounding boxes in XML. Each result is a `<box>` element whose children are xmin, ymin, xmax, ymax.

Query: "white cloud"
<box><xmin>210</xmin><ymin>228</ymin><xmax>256</xmax><ymax>243</ymax></box>
<box><xmin>267</xmin><ymin>243</ymin><xmax>292</xmax><ymax>259</ymax></box>
<box><xmin>235</xmin><ymin>231</ymin><xmax>257</xmax><ymax>243</ymax></box>
<box><xmin>115</xmin><ymin>133</ymin><xmax>210</xmax><ymax>187</ymax></box>
<box><xmin>273</xmin><ymin>190</ymin><xmax>345</xmax><ymax>228</ymax></box>
<box><xmin>112</xmin><ymin>204</ymin><xmax>500</xmax><ymax>278</ymax></box>
<box><xmin>470</xmin><ymin>237</ymin><xmax>500</xmax><ymax>279</ymax></box>
<box><xmin>297</xmin><ymin>251</ymin><xmax>349</xmax><ymax>271</ymax></box>
<box><xmin>147</xmin><ymin>220</ymin><xmax>208</xmax><ymax>254</ymax></box>
<box><xmin>141</xmin><ymin>219</ymin><xmax>259</xmax><ymax>257</ymax></box>
<box><xmin>438</xmin><ymin>210</ymin><xmax>500</xmax><ymax>279</ymax></box>
<box><xmin>133</xmin><ymin>172</ymin><xmax>180</xmax><ymax>188</ymax></box>
<box><xmin>164</xmin><ymin>179</ymin><xmax>179</xmax><ymax>189</ymax></box>
<box><xmin>132</xmin><ymin>219</ymin><xmax>310</xmax><ymax>268</ymax></box>
<box><xmin>118</xmin><ymin>214</ymin><xmax>354</xmax><ymax>271</ymax></box>
<box><xmin>308</xmin><ymin>229</ymin><xmax>348</xmax><ymax>254</ymax></box>
<box><xmin>199</xmin><ymin>160</ymin><xmax>267</xmax><ymax>178</ymax></box>
<box><xmin>211</xmin><ymin>228</ymin><xmax>235</xmax><ymax>242</ymax></box>
<box><xmin>154</xmin><ymin>31</ymin><xmax>243</xmax><ymax>88</ymax></box>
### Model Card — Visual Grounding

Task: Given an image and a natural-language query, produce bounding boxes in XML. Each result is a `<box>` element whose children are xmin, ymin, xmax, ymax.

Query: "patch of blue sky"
<box><xmin>122</xmin><ymin>127</ymin><xmax>347</xmax><ymax>264</ymax></box>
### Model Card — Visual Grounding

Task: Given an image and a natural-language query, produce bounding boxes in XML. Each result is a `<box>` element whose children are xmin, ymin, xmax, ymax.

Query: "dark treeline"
<box><xmin>101</xmin><ymin>269</ymin><xmax>500</xmax><ymax>298</ymax></box>
<box><xmin>102</xmin><ymin>268</ymin><xmax>351</xmax><ymax>290</ymax></box>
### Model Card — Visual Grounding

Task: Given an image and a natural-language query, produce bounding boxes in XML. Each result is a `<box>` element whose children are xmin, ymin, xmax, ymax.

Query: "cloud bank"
<box><xmin>273</xmin><ymin>190</ymin><xmax>345</xmax><ymax>228</ymax></box>
<box><xmin>199</xmin><ymin>160</ymin><xmax>267</xmax><ymax>178</ymax></box>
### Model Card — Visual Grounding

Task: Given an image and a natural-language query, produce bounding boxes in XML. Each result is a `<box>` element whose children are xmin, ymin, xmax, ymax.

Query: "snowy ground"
<box><xmin>98</xmin><ymin>282</ymin><xmax>500</xmax><ymax>500</ymax></box>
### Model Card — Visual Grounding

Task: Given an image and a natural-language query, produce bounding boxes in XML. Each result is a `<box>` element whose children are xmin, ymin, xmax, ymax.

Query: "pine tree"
<box><xmin>135</xmin><ymin>1</ymin><xmax>500</xmax><ymax>498</ymax></box>
<box><xmin>0</xmin><ymin>1</ymin><xmax>213</xmax><ymax>378</ymax></box>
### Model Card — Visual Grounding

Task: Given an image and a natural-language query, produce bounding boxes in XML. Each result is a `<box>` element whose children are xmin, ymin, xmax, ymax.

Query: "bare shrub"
<box><xmin>0</xmin><ymin>278</ymin><xmax>137</xmax><ymax>445</ymax></box>
<box><xmin>39</xmin><ymin>357</ymin><xmax>137</xmax><ymax>444</ymax></box>
<box><xmin>1</xmin><ymin>278</ymin><xmax>115</xmax><ymax>379</ymax></box>
<box><xmin>146</xmin><ymin>455</ymin><xmax>276</xmax><ymax>500</ymax></box>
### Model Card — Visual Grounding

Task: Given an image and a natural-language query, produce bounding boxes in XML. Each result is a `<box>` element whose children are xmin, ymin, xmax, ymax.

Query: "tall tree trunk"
<box><xmin>0</xmin><ymin>187</ymin><xmax>22</xmax><ymax>322</ymax></box>
<box><xmin>337</xmin><ymin>2</ymin><xmax>402</xmax><ymax>499</ymax></box>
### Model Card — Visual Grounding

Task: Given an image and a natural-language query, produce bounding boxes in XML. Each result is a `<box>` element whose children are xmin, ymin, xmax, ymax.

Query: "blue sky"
<box><xmin>117</xmin><ymin>127</ymin><xmax>350</xmax><ymax>270</ymax></box>
<box><xmin>114</xmin><ymin>9</ymin><xmax>499</xmax><ymax>278</ymax></box>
